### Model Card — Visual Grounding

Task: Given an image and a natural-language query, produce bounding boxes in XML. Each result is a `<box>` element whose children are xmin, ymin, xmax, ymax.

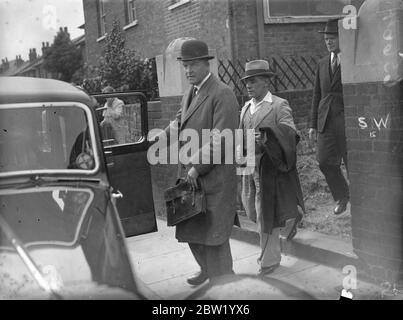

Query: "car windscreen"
<box><xmin>0</xmin><ymin>104</ymin><xmax>98</xmax><ymax>175</ymax></box>
<box><xmin>0</xmin><ymin>187</ymin><xmax>137</xmax><ymax>299</ymax></box>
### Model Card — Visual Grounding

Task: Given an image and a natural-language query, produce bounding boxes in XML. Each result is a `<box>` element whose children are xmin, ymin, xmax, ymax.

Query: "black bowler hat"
<box><xmin>318</xmin><ymin>18</ymin><xmax>339</xmax><ymax>34</ymax></box>
<box><xmin>177</xmin><ymin>39</ymin><xmax>215</xmax><ymax>61</ymax></box>
<box><xmin>241</xmin><ymin>60</ymin><xmax>276</xmax><ymax>81</ymax></box>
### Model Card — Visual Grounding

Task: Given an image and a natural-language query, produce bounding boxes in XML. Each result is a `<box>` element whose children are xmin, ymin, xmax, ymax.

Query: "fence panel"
<box><xmin>218</xmin><ymin>56</ymin><xmax>320</xmax><ymax>97</ymax></box>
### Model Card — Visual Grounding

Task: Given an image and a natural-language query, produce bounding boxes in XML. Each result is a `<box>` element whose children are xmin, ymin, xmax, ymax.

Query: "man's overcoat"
<box><xmin>172</xmin><ymin>74</ymin><xmax>239</xmax><ymax>246</ymax></box>
<box><xmin>309</xmin><ymin>54</ymin><xmax>343</xmax><ymax>133</ymax></box>
<box><xmin>239</xmin><ymin>95</ymin><xmax>302</xmax><ymax>233</ymax></box>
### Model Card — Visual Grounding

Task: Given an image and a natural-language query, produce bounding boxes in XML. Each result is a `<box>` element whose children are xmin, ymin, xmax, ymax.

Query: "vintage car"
<box><xmin>0</xmin><ymin>77</ymin><xmax>157</xmax><ymax>299</ymax></box>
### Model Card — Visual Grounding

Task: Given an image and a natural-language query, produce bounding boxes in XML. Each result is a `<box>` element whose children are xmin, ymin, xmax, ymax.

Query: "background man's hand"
<box><xmin>187</xmin><ymin>167</ymin><xmax>199</xmax><ymax>190</ymax></box>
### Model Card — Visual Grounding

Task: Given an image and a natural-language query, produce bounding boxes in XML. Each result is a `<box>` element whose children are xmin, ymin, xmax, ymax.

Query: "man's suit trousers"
<box><xmin>188</xmin><ymin>240</ymin><xmax>234</xmax><ymax>279</ymax></box>
<box><xmin>317</xmin><ymin>113</ymin><xmax>349</xmax><ymax>202</ymax></box>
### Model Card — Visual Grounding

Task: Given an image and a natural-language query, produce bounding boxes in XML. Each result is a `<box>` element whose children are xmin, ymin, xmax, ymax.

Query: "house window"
<box><xmin>97</xmin><ymin>0</ymin><xmax>107</xmax><ymax>37</ymax></box>
<box><xmin>263</xmin><ymin>0</ymin><xmax>362</xmax><ymax>23</ymax></box>
<box><xmin>168</xmin><ymin>0</ymin><xmax>191</xmax><ymax>11</ymax></box>
<box><xmin>124</xmin><ymin>0</ymin><xmax>138</xmax><ymax>28</ymax></box>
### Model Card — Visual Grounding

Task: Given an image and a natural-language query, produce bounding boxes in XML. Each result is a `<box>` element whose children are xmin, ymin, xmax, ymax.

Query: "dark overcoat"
<box><xmin>172</xmin><ymin>74</ymin><xmax>239</xmax><ymax>246</ymax></box>
<box><xmin>259</xmin><ymin>124</ymin><xmax>305</xmax><ymax>234</ymax></box>
<box><xmin>309</xmin><ymin>54</ymin><xmax>344</xmax><ymax>133</ymax></box>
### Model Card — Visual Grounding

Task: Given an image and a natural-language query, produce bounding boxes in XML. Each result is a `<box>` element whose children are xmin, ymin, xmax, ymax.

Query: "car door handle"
<box><xmin>112</xmin><ymin>190</ymin><xmax>123</xmax><ymax>199</ymax></box>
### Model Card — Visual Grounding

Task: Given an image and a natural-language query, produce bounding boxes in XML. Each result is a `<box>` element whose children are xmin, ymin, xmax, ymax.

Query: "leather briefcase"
<box><xmin>164</xmin><ymin>178</ymin><xmax>206</xmax><ymax>226</ymax></box>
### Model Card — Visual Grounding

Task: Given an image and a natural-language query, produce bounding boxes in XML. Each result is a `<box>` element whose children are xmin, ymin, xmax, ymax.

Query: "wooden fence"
<box><xmin>83</xmin><ymin>56</ymin><xmax>320</xmax><ymax>102</ymax></box>
<box><xmin>218</xmin><ymin>56</ymin><xmax>320</xmax><ymax>100</ymax></box>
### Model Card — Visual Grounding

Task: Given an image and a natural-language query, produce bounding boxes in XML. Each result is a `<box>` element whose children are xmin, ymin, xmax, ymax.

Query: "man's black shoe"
<box><xmin>258</xmin><ymin>263</ymin><xmax>280</xmax><ymax>276</ymax></box>
<box><xmin>187</xmin><ymin>271</ymin><xmax>208</xmax><ymax>286</ymax></box>
<box><xmin>334</xmin><ymin>198</ymin><xmax>349</xmax><ymax>215</ymax></box>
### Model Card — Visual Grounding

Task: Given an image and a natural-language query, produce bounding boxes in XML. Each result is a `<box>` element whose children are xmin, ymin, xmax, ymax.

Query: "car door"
<box><xmin>92</xmin><ymin>91</ymin><xmax>157</xmax><ymax>237</ymax></box>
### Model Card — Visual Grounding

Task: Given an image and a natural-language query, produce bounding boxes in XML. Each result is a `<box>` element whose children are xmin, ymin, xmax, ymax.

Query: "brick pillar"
<box><xmin>151</xmin><ymin>38</ymin><xmax>218</xmax><ymax>218</ymax></box>
<box><xmin>340</xmin><ymin>0</ymin><xmax>403</xmax><ymax>284</ymax></box>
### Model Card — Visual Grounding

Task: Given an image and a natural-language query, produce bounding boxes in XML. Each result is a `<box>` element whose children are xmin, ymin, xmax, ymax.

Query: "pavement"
<box><xmin>126</xmin><ymin>216</ymin><xmax>383</xmax><ymax>300</ymax></box>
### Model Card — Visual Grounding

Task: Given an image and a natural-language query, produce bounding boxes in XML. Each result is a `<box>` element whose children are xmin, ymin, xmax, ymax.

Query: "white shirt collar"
<box><xmin>194</xmin><ymin>72</ymin><xmax>211</xmax><ymax>92</ymax></box>
<box><xmin>246</xmin><ymin>90</ymin><xmax>272</xmax><ymax>115</ymax></box>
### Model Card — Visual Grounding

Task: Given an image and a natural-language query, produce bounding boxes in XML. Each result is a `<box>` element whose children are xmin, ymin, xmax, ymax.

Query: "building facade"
<box><xmin>82</xmin><ymin>0</ymin><xmax>365</xmax><ymax>68</ymax></box>
<box><xmin>0</xmin><ymin>28</ymin><xmax>85</xmax><ymax>81</ymax></box>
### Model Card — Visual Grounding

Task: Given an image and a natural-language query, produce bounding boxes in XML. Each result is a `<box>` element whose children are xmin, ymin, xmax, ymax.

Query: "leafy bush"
<box><xmin>83</xmin><ymin>20</ymin><xmax>157</xmax><ymax>97</ymax></box>
<box><xmin>43</xmin><ymin>27</ymin><xmax>83</xmax><ymax>82</ymax></box>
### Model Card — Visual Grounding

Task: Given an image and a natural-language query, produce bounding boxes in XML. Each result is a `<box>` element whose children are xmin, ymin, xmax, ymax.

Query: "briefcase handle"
<box><xmin>175</xmin><ymin>178</ymin><xmax>198</xmax><ymax>207</ymax></box>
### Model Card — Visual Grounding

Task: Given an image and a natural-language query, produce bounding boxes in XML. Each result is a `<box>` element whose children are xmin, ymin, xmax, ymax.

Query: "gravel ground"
<box><xmin>297</xmin><ymin>153</ymin><xmax>352</xmax><ymax>240</ymax></box>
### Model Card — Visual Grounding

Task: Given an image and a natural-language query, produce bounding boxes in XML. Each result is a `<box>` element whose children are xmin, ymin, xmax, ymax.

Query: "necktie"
<box><xmin>188</xmin><ymin>87</ymin><xmax>197</xmax><ymax>108</ymax></box>
<box><xmin>331</xmin><ymin>54</ymin><xmax>338</xmax><ymax>74</ymax></box>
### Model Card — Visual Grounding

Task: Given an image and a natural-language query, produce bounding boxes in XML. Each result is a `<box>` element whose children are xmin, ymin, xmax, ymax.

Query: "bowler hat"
<box><xmin>241</xmin><ymin>60</ymin><xmax>276</xmax><ymax>81</ymax></box>
<box><xmin>318</xmin><ymin>18</ymin><xmax>339</xmax><ymax>34</ymax></box>
<box><xmin>177</xmin><ymin>39</ymin><xmax>214</xmax><ymax>61</ymax></box>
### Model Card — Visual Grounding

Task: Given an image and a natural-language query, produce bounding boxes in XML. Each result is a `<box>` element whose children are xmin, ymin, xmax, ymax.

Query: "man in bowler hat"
<box><xmin>164</xmin><ymin>39</ymin><xmax>239</xmax><ymax>285</ymax></box>
<box><xmin>308</xmin><ymin>19</ymin><xmax>350</xmax><ymax>215</ymax></box>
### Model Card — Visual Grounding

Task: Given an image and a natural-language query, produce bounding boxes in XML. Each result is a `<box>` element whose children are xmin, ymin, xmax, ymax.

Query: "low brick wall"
<box><xmin>344</xmin><ymin>81</ymin><xmax>403</xmax><ymax>284</ymax></box>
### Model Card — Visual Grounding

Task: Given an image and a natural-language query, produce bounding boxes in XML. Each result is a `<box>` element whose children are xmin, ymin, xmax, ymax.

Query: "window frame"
<box><xmin>0</xmin><ymin>102</ymin><xmax>101</xmax><ymax>178</ymax></box>
<box><xmin>168</xmin><ymin>0</ymin><xmax>191</xmax><ymax>11</ymax></box>
<box><xmin>123</xmin><ymin>0</ymin><xmax>138</xmax><ymax>30</ymax></box>
<box><xmin>263</xmin><ymin>0</ymin><xmax>347</xmax><ymax>24</ymax></box>
<box><xmin>96</xmin><ymin>0</ymin><xmax>107</xmax><ymax>38</ymax></box>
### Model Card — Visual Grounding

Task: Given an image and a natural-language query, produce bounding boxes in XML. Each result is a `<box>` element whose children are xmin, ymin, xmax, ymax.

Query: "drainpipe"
<box><xmin>256</xmin><ymin>0</ymin><xmax>265</xmax><ymax>59</ymax></box>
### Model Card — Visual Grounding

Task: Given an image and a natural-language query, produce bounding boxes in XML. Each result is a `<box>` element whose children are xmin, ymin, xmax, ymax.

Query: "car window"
<box><xmin>0</xmin><ymin>187</ymin><xmax>137</xmax><ymax>299</ymax></box>
<box><xmin>0</xmin><ymin>105</ymin><xmax>98</xmax><ymax>174</ymax></box>
<box><xmin>94</xmin><ymin>95</ymin><xmax>143</xmax><ymax>147</ymax></box>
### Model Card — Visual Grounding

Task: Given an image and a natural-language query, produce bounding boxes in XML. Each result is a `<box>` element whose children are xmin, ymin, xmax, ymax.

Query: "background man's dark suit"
<box><xmin>309</xmin><ymin>53</ymin><xmax>349</xmax><ymax>204</ymax></box>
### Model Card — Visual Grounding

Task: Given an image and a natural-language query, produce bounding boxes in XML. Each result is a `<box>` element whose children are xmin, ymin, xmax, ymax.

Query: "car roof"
<box><xmin>0</xmin><ymin>76</ymin><xmax>93</xmax><ymax>106</ymax></box>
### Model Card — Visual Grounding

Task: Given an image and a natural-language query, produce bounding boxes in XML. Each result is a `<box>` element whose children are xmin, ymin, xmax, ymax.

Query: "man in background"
<box><xmin>308</xmin><ymin>18</ymin><xmax>350</xmax><ymax>215</ymax></box>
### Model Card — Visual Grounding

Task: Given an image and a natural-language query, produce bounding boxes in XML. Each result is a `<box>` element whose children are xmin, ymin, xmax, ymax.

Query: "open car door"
<box><xmin>92</xmin><ymin>92</ymin><xmax>157</xmax><ymax>237</ymax></box>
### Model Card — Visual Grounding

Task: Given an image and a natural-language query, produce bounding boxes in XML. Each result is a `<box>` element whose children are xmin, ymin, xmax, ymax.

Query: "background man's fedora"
<box><xmin>177</xmin><ymin>39</ymin><xmax>214</xmax><ymax>61</ymax></box>
<box><xmin>241</xmin><ymin>60</ymin><xmax>276</xmax><ymax>81</ymax></box>
<box><xmin>318</xmin><ymin>18</ymin><xmax>339</xmax><ymax>34</ymax></box>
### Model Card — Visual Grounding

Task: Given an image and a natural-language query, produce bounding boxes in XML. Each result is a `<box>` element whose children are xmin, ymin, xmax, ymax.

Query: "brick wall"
<box><xmin>83</xmin><ymin>0</ymin><xmax>167</xmax><ymax>69</ymax></box>
<box><xmin>83</xmin><ymin>0</ymin><xmax>330</xmax><ymax>70</ymax></box>
<box><xmin>229</xmin><ymin>0</ymin><xmax>259</xmax><ymax>60</ymax></box>
<box><xmin>344</xmin><ymin>81</ymin><xmax>403</xmax><ymax>284</ymax></box>
<box><xmin>229</xmin><ymin>0</ymin><xmax>328</xmax><ymax>61</ymax></box>
<box><xmin>82</xmin><ymin>0</ymin><xmax>102</xmax><ymax>68</ymax></box>
<box><xmin>124</xmin><ymin>0</ymin><xmax>167</xmax><ymax>58</ymax></box>
<box><xmin>83</xmin><ymin>0</ymin><xmax>232</xmax><ymax>69</ymax></box>
<box><xmin>162</xmin><ymin>0</ymin><xmax>232</xmax><ymax>59</ymax></box>
<box><xmin>262</xmin><ymin>23</ymin><xmax>328</xmax><ymax>58</ymax></box>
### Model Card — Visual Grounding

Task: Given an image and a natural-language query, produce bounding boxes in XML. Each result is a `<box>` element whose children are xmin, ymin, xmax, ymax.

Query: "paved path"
<box><xmin>126</xmin><ymin>218</ymin><xmax>381</xmax><ymax>300</ymax></box>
